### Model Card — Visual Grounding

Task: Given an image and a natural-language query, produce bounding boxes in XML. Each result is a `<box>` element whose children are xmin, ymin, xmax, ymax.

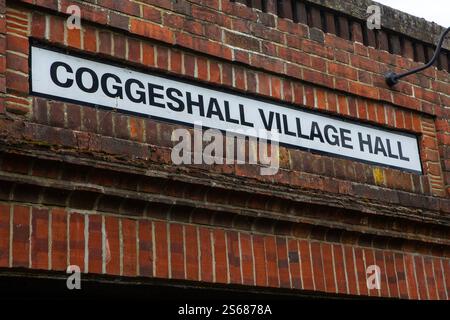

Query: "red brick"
<box><xmin>143</xmin><ymin>5</ymin><xmax>162</xmax><ymax>22</ymax></box>
<box><xmin>224</xmin><ymin>30</ymin><xmax>260</xmax><ymax>52</ymax></box>
<box><xmin>327</xmin><ymin>92</ymin><xmax>337</xmax><ymax>113</ymax></box>
<box><xmin>31</xmin><ymin>12</ymin><xmax>46</xmax><ymax>38</ymax></box>
<box><xmin>227</xmin><ymin>231</ymin><xmax>242</xmax><ymax>284</ymax></box>
<box><xmin>12</xmin><ymin>205</ymin><xmax>30</xmax><ymax>268</ymax></box>
<box><xmin>32</xmin><ymin>98</ymin><xmax>49</xmax><ymax>124</ymax></box>
<box><xmin>443</xmin><ymin>259</ymin><xmax>450</xmax><ymax>297</ymax></box>
<box><xmin>357</xmin><ymin>100</ymin><xmax>367</xmax><ymax>120</ymax></box>
<box><xmin>276</xmin><ymin>237</ymin><xmax>290</xmax><ymax>288</ymax></box>
<box><xmin>113</xmin><ymin>34</ymin><xmax>126</xmax><ymax>59</ymax></box>
<box><xmin>385</xmin><ymin>104</ymin><xmax>396</xmax><ymax>127</ymax></box>
<box><xmin>169</xmin><ymin>223</ymin><xmax>185</xmax><ymax>279</ymax></box>
<box><xmin>432</xmin><ymin>257</ymin><xmax>448</xmax><ymax>300</ymax></box>
<box><xmin>48</xmin><ymin>101</ymin><xmax>65</xmax><ymax>128</ymax></box>
<box><xmin>156</xmin><ymin>46</ymin><xmax>168</xmax><ymax>70</ymax></box>
<box><xmin>233</xmin><ymin>66</ymin><xmax>246</xmax><ymax>91</ymax></box>
<box><xmin>384</xmin><ymin>251</ymin><xmax>400</xmax><ymax>298</ymax></box>
<box><xmin>257</xmin><ymin>73</ymin><xmax>270</xmax><ymax>96</ymax></box>
<box><xmin>299</xmin><ymin>240</ymin><xmax>314</xmax><ymax>290</ymax></box>
<box><xmin>270</xmin><ymin>76</ymin><xmax>281</xmax><ymax>100</ymax></box>
<box><xmin>184</xmin><ymin>54</ymin><xmax>195</xmax><ymax>77</ymax></box>
<box><xmin>130</xmin><ymin>19</ymin><xmax>174</xmax><ymax>44</ymax></box>
<box><xmin>222</xmin><ymin>64</ymin><xmax>232</xmax><ymax>87</ymax></box>
<box><xmin>129</xmin><ymin>117</ymin><xmax>144</xmax><ymax>141</ymax></box>
<box><xmin>310</xmin><ymin>242</ymin><xmax>325</xmax><ymax>292</ymax></box>
<box><xmin>199</xmin><ymin>228</ymin><xmax>213</xmax><ymax>282</ymax></box>
<box><xmin>69</xmin><ymin>212</ymin><xmax>84</xmax><ymax>271</ymax></box>
<box><xmin>404</xmin><ymin>111</ymin><xmax>413</xmax><ymax>130</ymax></box>
<box><xmin>105</xmin><ymin>216</ymin><xmax>120</xmax><ymax>275</ymax></box>
<box><xmin>29</xmin><ymin>208</ymin><xmax>48</xmax><ymax>270</ymax></box>
<box><xmin>113</xmin><ymin>114</ymin><xmax>129</xmax><ymax>140</ymax></box>
<box><xmin>367</xmin><ymin>102</ymin><xmax>377</xmax><ymax>122</ymax></box>
<box><xmin>311</xmin><ymin>56</ymin><xmax>326</xmax><ymax>72</ymax></box>
<box><xmin>293</xmin><ymin>83</ymin><xmax>304</xmax><ymax>105</ymax></box>
<box><xmin>109</xmin><ymin>12</ymin><xmax>130</xmax><ymax>30</ymax></box>
<box><xmin>169</xmin><ymin>50</ymin><xmax>182</xmax><ymax>74</ymax></box>
<box><xmin>252</xmin><ymin>235</ymin><xmax>267</xmax><ymax>287</ymax></box>
<box><xmin>351</xmin><ymin>82</ymin><xmax>379</xmax><ymax>100</ymax></box>
<box><xmin>128</xmin><ymin>38</ymin><xmax>142</xmax><ymax>63</ymax></box>
<box><xmin>67</xmin><ymin>28</ymin><xmax>81</xmax><ymax>48</ymax></box>
<box><xmin>81</xmin><ymin>108</ymin><xmax>98</xmax><ymax>133</ymax></box>
<box><xmin>51</xmin><ymin>208</ymin><xmax>67</xmax><ymax>271</ymax></box>
<box><xmin>0</xmin><ymin>204</ymin><xmax>10</xmax><ymax>267</ymax></box>
<box><xmin>34</xmin><ymin>0</ymin><xmax>57</xmax><ymax>10</ymax></box>
<box><xmin>344</xmin><ymin>246</ymin><xmax>359</xmax><ymax>295</ymax></box>
<box><xmin>88</xmin><ymin>214</ymin><xmax>102</xmax><ymax>274</ymax></box>
<box><xmin>246</xmin><ymin>70</ymin><xmax>256</xmax><ymax>92</ymax></box>
<box><xmin>414</xmin><ymin>256</ymin><xmax>429</xmax><ymax>299</ymax></box>
<box><xmin>337</xmin><ymin>95</ymin><xmax>348</xmax><ymax>115</ymax></box>
<box><xmin>374</xmin><ymin>250</ymin><xmax>390</xmax><ymax>297</ymax></box>
<box><xmin>423</xmin><ymin>257</ymin><xmax>439</xmax><ymax>299</ymax></box>
<box><xmin>360</xmin><ymin>249</ymin><xmax>375</xmax><ymax>297</ymax></box>
<box><xmin>412</xmin><ymin>114</ymin><xmax>422</xmax><ymax>132</ymax></box>
<box><xmin>154</xmin><ymin>221</ymin><xmax>169</xmax><ymax>278</ymax></box>
<box><xmin>212</xmin><ymin>228</ymin><xmax>226</xmax><ymax>283</ymax></box>
<box><xmin>122</xmin><ymin>218</ymin><xmax>137</xmax><ymax>276</ymax></box>
<box><xmin>6</xmin><ymin>71</ymin><xmax>28</xmax><ymax>94</ymax></box>
<box><xmin>6</xmin><ymin>34</ymin><xmax>28</xmax><ymax>59</ymax></box>
<box><xmin>83</xmin><ymin>26</ymin><xmax>97</xmax><ymax>52</ymax></box>
<box><xmin>376</xmin><ymin>104</ymin><xmax>386</xmax><ymax>124</ymax></box>
<box><xmin>49</xmin><ymin>16</ymin><xmax>64</xmax><ymax>43</ymax></box>
<box><xmin>287</xmin><ymin>239</ymin><xmax>301</xmax><ymax>289</ymax></box>
<box><xmin>282</xmin><ymin>80</ymin><xmax>293</xmax><ymax>103</ymax></box>
<box><xmin>393</xmin><ymin>253</ymin><xmax>409</xmax><ymax>299</ymax></box>
<box><xmin>347</xmin><ymin>97</ymin><xmax>357</xmax><ymax>118</ymax></box>
<box><xmin>99</xmin><ymin>30</ymin><xmax>112</xmax><ymax>55</ymax></box>
<box><xmin>234</xmin><ymin>49</ymin><xmax>249</xmax><ymax>64</ymax></box>
<box><xmin>321</xmin><ymin>243</ymin><xmax>336</xmax><ymax>293</ymax></box>
<box><xmin>328</xmin><ymin>62</ymin><xmax>357</xmax><ymax>80</ymax></box>
<box><xmin>264</xmin><ymin>236</ymin><xmax>279</xmax><ymax>287</ymax></box>
<box><xmin>303</xmin><ymin>69</ymin><xmax>333</xmax><ymax>88</ymax></box>
<box><xmin>353</xmin><ymin>248</ymin><xmax>368</xmax><ymax>296</ymax></box>
<box><xmin>304</xmin><ymin>85</ymin><xmax>314</xmax><ymax>108</ymax></box>
<box><xmin>395</xmin><ymin>109</ymin><xmax>405</xmax><ymax>128</ymax></box>
<box><xmin>209</xmin><ymin>61</ymin><xmax>221</xmax><ymax>84</ymax></box>
<box><xmin>331</xmin><ymin>244</ymin><xmax>347</xmax><ymax>294</ymax></box>
<box><xmin>138</xmin><ymin>220</ymin><xmax>153</xmax><ymax>277</ymax></box>
<box><xmin>404</xmin><ymin>254</ymin><xmax>419</xmax><ymax>299</ymax></box>
<box><xmin>239</xmin><ymin>233</ymin><xmax>254</xmax><ymax>286</ymax></box>
<box><xmin>0</xmin><ymin>18</ymin><xmax>4</xmax><ymax>35</ymax></box>
<box><xmin>142</xmin><ymin>42</ymin><xmax>155</xmax><ymax>67</ymax></box>
<box><xmin>197</xmin><ymin>56</ymin><xmax>208</xmax><ymax>81</ymax></box>
<box><xmin>184</xmin><ymin>225</ymin><xmax>199</xmax><ymax>281</ymax></box>
<box><xmin>100</xmin><ymin>0</ymin><xmax>140</xmax><ymax>16</ymax></box>
<box><xmin>0</xmin><ymin>80</ymin><xmax>4</xmax><ymax>96</ymax></box>
<box><xmin>0</xmin><ymin>56</ymin><xmax>5</xmax><ymax>74</ymax></box>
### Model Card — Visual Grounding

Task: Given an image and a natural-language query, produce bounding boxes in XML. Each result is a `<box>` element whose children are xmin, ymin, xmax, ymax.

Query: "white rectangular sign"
<box><xmin>30</xmin><ymin>45</ymin><xmax>422</xmax><ymax>172</ymax></box>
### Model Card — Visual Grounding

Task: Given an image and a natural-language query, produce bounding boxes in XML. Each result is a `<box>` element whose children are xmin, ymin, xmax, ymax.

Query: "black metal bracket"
<box><xmin>385</xmin><ymin>27</ymin><xmax>450</xmax><ymax>87</ymax></box>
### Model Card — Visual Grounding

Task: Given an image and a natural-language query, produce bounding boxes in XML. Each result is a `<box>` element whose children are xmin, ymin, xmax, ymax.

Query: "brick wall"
<box><xmin>0</xmin><ymin>201</ymin><xmax>449</xmax><ymax>299</ymax></box>
<box><xmin>232</xmin><ymin>0</ymin><xmax>450</xmax><ymax>72</ymax></box>
<box><xmin>0</xmin><ymin>0</ymin><xmax>449</xmax><ymax>299</ymax></box>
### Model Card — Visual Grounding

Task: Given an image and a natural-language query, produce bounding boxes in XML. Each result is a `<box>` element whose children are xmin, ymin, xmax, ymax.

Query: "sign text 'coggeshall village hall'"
<box><xmin>0</xmin><ymin>0</ymin><xmax>449</xmax><ymax>300</ymax></box>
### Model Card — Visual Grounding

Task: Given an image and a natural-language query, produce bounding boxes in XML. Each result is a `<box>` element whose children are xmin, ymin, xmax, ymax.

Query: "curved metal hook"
<box><xmin>385</xmin><ymin>27</ymin><xmax>450</xmax><ymax>87</ymax></box>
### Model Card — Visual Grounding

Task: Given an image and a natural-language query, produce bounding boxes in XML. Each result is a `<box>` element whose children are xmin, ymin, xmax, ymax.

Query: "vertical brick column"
<box><xmin>4</xmin><ymin>6</ymin><xmax>31</xmax><ymax>115</ymax></box>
